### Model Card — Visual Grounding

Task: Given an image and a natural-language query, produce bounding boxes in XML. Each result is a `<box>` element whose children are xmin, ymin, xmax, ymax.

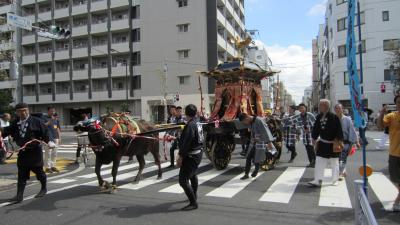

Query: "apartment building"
<box><xmin>315</xmin><ymin>0</ymin><xmax>400</xmax><ymax>117</ymax></box>
<box><xmin>0</xmin><ymin>1</ymin><xmax>17</xmax><ymax>102</ymax></box>
<box><xmin>16</xmin><ymin>0</ymin><xmax>245</xmax><ymax>124</ymax></box>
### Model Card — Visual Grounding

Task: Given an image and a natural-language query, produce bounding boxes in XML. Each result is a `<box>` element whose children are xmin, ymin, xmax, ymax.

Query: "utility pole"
<box><xmin>15</xmin><ymin>0</ymin><xmax>22</xmax><ymax>104</ymax></box>
<box><xmin>163</xmin><ymin>59</ymin><xmax>168</xmax><ymax>123</ymax></box>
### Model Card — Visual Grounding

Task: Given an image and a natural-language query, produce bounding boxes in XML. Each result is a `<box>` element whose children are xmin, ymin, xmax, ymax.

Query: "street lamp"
<box><xmin>111</xmin><ymin>48</ymin><xmax>129</xmax><ymax>110</ymax></box>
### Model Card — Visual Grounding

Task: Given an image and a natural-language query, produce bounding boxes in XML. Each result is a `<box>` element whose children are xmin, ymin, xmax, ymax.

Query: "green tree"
<box><xmin>0</xmin><ymin>89</ymin><xmax>14</xmax><ymax>114</ymax></box>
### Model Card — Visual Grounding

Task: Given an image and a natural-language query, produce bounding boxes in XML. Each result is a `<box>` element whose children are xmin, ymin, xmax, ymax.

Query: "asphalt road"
<box><xmin>0</xmin><ymin>131</ymin><xmax>398</xmax><ymax>225</ymax></box>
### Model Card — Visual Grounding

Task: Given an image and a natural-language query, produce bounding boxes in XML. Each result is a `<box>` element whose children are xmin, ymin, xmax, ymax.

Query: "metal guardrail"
<box><xmin>354</xmin><ymin>180</ymin><xmax>378</xmax><ymax>225</ymax></box>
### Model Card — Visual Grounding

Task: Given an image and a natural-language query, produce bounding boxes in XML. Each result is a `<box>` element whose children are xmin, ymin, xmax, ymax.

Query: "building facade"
<box><xmin>316</xmin><ymin>0</ymin><xmax>400</xmax><ymax>118</ymax></box>
<box><xmin>247</xmin><ymin>44</ymin><xmax>274</xmax><ymax>109</ymax></box>
<box><xmin>12</xmin><ymin>0</ymin><xmax>245</xmax><ymax>124</ymax></box>
<box><xmin>0</xmin><ymin>1</ymin><xmax>17</xmax><ymax>103</ymax></box>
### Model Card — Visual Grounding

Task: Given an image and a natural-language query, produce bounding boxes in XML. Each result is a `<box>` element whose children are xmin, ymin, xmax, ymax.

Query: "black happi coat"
<box><xmin>2</xmin><ymin>116</ymin><xmax>50</xmax><ymax>167</ymax></box>
<box><xmin>312</xmin><ymin>112</ymin><xmax>344</xmax><ymax>158</ymax></box>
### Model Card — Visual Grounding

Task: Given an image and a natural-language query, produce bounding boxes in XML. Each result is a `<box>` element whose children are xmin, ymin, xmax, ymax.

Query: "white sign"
<box><xmin>37</xmin><ymin>31</ymin><xmax>60</xmax><ymax>40</ymax></box>
<box><xmin>6</xmin><ymin>13</ymin><xmax>32</xmax><ymax>31</ymax></box>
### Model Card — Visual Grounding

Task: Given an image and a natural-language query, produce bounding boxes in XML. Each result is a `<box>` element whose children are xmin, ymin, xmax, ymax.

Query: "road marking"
<box><xmin>87</xmin><ymin>162</ymin><xmax>171</xmax><ymax>186</ymax></box>
<box><xmin>49</xmin><ymin>178</ymin><xmax>76</xmax><ymax>184</ymax></box>
<box><xmin>77</xmin><ymin>162</ymin><xmax>140</xmax><ymax>179</ymax></box>
<box><xmin>159</xmin><ymin>164</ymin><xmax>239</xmax><ymax>194</ymax></box>
<box><xmin>206</xmin><ymin>171</ymin><xmax>264</xmax><ymax>198</ymax></box>
<box><xmin>259</xmin><ymin>167</ymin><xmax>305</xmax><ymax>203</ymax></box>
<box><xmin>319</xmin><ymin>169</ymin><xmax>352</xmax><ymax>208</ymax></box>
<box><xmin>369</xmin><ymin>172</ymin><xmax>397</xmax><ymax>211</ymax></box>
<box><xmin>121</xmin><ymin>163</ymin><xmax>209</xmax><ymax>190</ymax></box>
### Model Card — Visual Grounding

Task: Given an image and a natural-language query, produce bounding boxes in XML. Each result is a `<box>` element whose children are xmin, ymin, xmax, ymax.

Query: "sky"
<box><xmin>245</xmin><ymin>0</ymin><xmax>327</xmax><ymax>103</ymax></box>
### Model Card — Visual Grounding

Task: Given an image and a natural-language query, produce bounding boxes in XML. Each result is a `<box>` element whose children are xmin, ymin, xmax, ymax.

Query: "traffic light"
<box><xmin>50</xmin><ymin>25</ymin><xmax>71</xmax><ymax>39</ymax></box>
<box><xmin>380</xmin><ymin>82</ymin><xmax>386</xmax><ymax>93</ymax></box>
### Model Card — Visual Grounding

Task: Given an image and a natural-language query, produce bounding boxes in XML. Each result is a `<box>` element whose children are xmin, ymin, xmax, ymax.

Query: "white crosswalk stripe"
<box><xmin>259</xmin><ymin>167</ymin><xmax>305</xmax><ymax>203</ymax></box>
<box><xmin>7</xmin><ymin>160</ymin><xmax>397</xmax><ymax>211</ymax></box>
<box><xmin>368</xmin><ymin>172</ymin><xmax>398</xmax><ymax>211</ymax></box>
<box><xmin>319</xmin><ymin>169</ymin><xmax>352</xmax><ymax>208</ymax></box>
<box><xmin>159</xmin><ymin>164</ymin><xmax>239</xmax><ymax>194</ymax></box>
<box><xmin>206</xmin><ymin>171</ymin><xmax>264</xmax><ymax>198</ymax></box>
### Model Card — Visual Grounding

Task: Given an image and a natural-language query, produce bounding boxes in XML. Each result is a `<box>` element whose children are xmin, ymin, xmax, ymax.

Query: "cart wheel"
<box><xmin>211</xmin><ymin>135</ymin><xmax>234</xmax><ymax>170</ymax></box>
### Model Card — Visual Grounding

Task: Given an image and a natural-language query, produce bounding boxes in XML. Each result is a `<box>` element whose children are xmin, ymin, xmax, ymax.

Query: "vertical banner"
<box><xmin>346</xmin><ymin>0</ymin><xmax>364</xmax><ymax>128</ymax></box>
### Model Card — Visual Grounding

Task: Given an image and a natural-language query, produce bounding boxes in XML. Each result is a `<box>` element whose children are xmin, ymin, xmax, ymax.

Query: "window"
<box><xmin>336</xmin><ymin>0</ymin><xmax>347</xmax><ymax>5</ymax></box>
<box><xmin>329</xmin><ymin>4</ymin><xmax>332</xmax><ymax>15</ymax></box>
<box><xmin>338</xmin><ymin>45</ymin><xmax>346</xmax><ymax>58</ymax></box>
<box><xmin>132</xmin><ymin>51</ymin><xmax>141</xmax><ymax>65</ymax></box>
<box><xmin>331</xmin><ymin>52</ymin><xmax>334</xmax><ymax>64</ymax></box>
<box><xmin>178</xmin><ymin>75</ymin><xmax>190</xmax><ymax>85</ymax></box>
<box><xmin>383</xmin><ymin>39</ymin><xmax>400</xmax><ymax>51</ymax></box>
<box><xmin>178</xmin><ymin>49</ymin><xmax>190</xmax><ymax>59</ymax></box>
<box><xmin>132</xmin><ymin>75</ymin><xmax>141</xmax><ymax>90</ymax></box>
<box><xmin>344</xmin><ymin>70</ymin><xmax>362</xmax><ymax>85</ymax></box>
<box><xmin>132</xmin><ymin>28</ymin><xmax>140</xmax><ymax>42</ymax></box>
<box><xmin>132</xmin><ymin>5</ymin><xmax>140</xmax><ymax>19</ymax></box>
<box><xmin>355</xmin><ymin>12</ymin><xmax>365</xmax><ymax>26</ymax></box>
<box><xmin>112</xmin><ymin>78</ymin><xmax>125</xmax><ymax>90</ymax></box>
<box><xmin>357</xmin><ymin>40</ymin><xmax>366</xmax><ymax>54</ymax></box>
<box><xmin>177</xmin><ymin>0</ymin><xmax>188</xmax><ymax>7</ymax></box>
<box><xmin>56</xmin><ymin>82</ymin><xmax>70</xmax><ymax>94</ymax></box>
<box><xmin>39</xmin><ymin>83</ymin><xmax>53</xmax><ymax>95</ymax></box>
<box><xmin>177</xmin><ymin>24</ymin><xmax>189</xmax><ymax>33</ymax></box>
<box><xmin>382</xmin><ymin>11</ymin><xmax>389</xmax><ymax>21</ymax></box>
<box><xmin>23</xmin><ymin>85</ymin><xmax>36</xmax><ymax>96</ymax></box>
<box><xmin>384</xmin><ymin>69</ymin><xmax>399</xmax><ymax>81</ymax></box>
<box><xmin>74</xmin><ymin>80</ymin><xmax>89</xmax><ymax>93</ymax></box>
<box><xmin>92</xmin><ymin>79</ymin><xmax>107</xmax><ymax>92</ymax></box>
<box><xmin>337</xmin><ymin>18</ymin><xmax>347</xmax><ymax>31</ymax></box>
<box><xmin>330</xmin><ymin>28</ymin><xmax>333</xmax><ymax>39</ymax></box>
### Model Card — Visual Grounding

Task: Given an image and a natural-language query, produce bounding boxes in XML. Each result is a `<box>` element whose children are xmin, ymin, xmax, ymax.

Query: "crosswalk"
<box><xmin>372</xmin><ymin>138</ymin><xmax>389</xmax><ymax>146</ymax></box>
<box><xmin>2</xmin><ymin>161</ymin><xmax>398</xmax><ymax>211</ymax></box>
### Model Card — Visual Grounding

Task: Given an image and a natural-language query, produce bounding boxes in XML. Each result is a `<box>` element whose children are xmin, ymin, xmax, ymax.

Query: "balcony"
<box><xmin>21</xmin><ymin>0</ymin><xmax>35</xmax><ymax>6</ymax></box>
<box><xmin>72</xmin><ymin>69</ymin><xmax>88</xmax><ymax>80</ymax></box>
<box><xmin>38</xmin><ymin>73</ymin><xmax>52</xmax><ymax>83</ymax></box>
<box><xmin>54</xmin><ymin>7</ymin><xmax>69</xmax><ymax>19</ymax></box>
<box><xmin>0</xmin><ymin>61</ymin><xmax>10</xmax><ymax>70</ymax></box>
<box><xmin>0</xmin><ymin>41</ymin><xmax>15</xmax><ymax>51</ymax></box>
<box><xmin>55</xmin><ymin>50</ymin><xmax>69</xmax><ymax>60</ymax></box>
<box><xmin>22</xmin><ymin>75</ymin><xmax>36</xmax><ymax>84</ymax></box>
<box><xmin>217</xmin><ymin>33</ymin><xmax>227</xmax><ymax>49</ymax></box>
<box><xmin>91</xmin><ymin>45</ymin><xmax>108</xmax><ymax>56</ymax></box>
<box><xmin>91</xmin><ymin>68</ymin><xmax>108</xmax><ymax>79</ymax></box>
<box><xmin>38</xmin><ymin>52</ymin><xmax>52</xmax><ymax>63</ymax></box>
<box><xmin>0</xmin><ymin>3</ymin><xmax>14</xmax><ymax>15</ymax></box>
<box><xmin>38</xmin><ymin>10</ymin><xmax>51</xmax><ymax>21</ymax></box>
<box><xmin>92</xmin><ymin>0</ymin><xmax>107</xmax><ymax>11</ymax></box>
<box><xmin>23</xmin><ymin>96</ymin><xmax>36</xmax><ymax>103</ymax></box>
<box><xmin>55</xmin><ymin>71</ymin><xmax>70</xmax><ymax>82</ymax></box>
<box><xmin>72</xmin><ymin>25</ymin><xmax>88</xmax><ymax>37</ymax></box>
<box><xmin>74</xmin><ymin>92</ymin><xmax>90</xmax><ymax>101</ymax></box>
<box><xmin>91</xmin><ymin>91</ymin><xmax>108</xmax><ymax>100</ymax></box>
<box><xmin>0</xmin><ymin>24</ymin><xmax>13</xmax><ymax>32</ymax></box>
<box><xmin>111</xmin><ymin>42</ymin><xmax>129</xmax><ymax>53</ymax></box>
<box><xmin>72</xmin><ymin>3</ymin><xmax>87</xmax><ymax>16</ymax></box>
<box><xmin>38</xmin><ymin>94</ymin><xmax>52</xmax><ymax>103</ymax></box>
<box><xmin>111</xmin><ymin>19</ymin><xmax>129</xmax><ymax>31</ymax></box>
<box><xmin>22</xmin><ymin>35</ymin><xmax>35</xmax><ymax>45</ymax></box>
<box><xmin>111</xmin><ymin>0</ymin><xmax>128</xmax><ymax>8</ymax></box>
<box><xmin>111</xmin><ymin>64</ymin><xmax>127</xmax><ymax>77</ymax></box>
<box><xmin>91</xmin><ymin>22</ymin><xmax>108</xmax><ymax>34</ymax></box>
<box><xmin>56</xmin><ymin>94</ymin><xmax>70</xmax><ymax>102</ymax></box>
<box><xmin>22</xmin><ymin>55</ymin><xmax>35</xmax><ymax>64</ymax></box>
<box><xmin>72</xmin><ymin>47</ymin><xmax>88</xmax><ymax>58</ymax></box>
<box><xmin>0</xmin><ymin>80</ymin><xmax>16</xmax><ymax>90</ymax></box>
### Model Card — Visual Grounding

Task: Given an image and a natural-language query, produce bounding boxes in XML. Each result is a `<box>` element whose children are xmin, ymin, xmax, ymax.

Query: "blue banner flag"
<box><xmin>346</xmin><ymin>0</ymin><xmax>364</xmax><ymax>128</ymax></box>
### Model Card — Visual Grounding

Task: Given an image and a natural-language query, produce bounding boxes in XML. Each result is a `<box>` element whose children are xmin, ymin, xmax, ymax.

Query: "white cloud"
<box><xmin>307</xmin><ymin>0</ymin><xmax>327</xmax><ymax>16</ymax></box>
<box><xmin>254</xmin><ymin>40</ymin><xmax>312</xmax><ymax>104</ymax></box>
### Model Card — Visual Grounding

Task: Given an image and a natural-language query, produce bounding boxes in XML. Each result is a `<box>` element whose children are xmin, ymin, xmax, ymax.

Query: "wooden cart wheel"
<box><xmin>210</xmin><ymin>134</ymin><xmax>234</xmax><ymax>170</ymax></box>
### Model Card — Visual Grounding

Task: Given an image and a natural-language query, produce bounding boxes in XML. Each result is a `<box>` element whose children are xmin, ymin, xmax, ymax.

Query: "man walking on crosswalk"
<box><xmin>378</xmin><ymin>95</ymin><xmax>400</xmax><ymax>212</ymax></box>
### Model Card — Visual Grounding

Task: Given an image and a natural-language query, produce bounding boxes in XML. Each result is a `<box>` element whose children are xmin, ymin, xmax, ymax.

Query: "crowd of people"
<box><xmin>0</xmin><ymin>96</ymin><xmax>399</xmax><ymax>212</ymax></box>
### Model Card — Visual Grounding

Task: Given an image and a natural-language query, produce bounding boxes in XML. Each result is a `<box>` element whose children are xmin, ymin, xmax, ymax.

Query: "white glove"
<box><xmin>48</xmin><ymin>141</ymin><xmax>56</xmax><ymax>148</ymax></box>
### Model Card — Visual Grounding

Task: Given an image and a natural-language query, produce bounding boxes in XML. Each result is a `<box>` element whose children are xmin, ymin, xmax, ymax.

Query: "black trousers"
<box><xmin>179</xmin><ymin>152</ymin><xmax>202</xmax><ymax>205</ymax></box>
<box><xmin>286</xmin><ymin>144</ymin><xmax>296</xmax><ymax>159</ymax></box>
<box><xmin>169</xmin><ymin>140</ymin><xmax>179</xmax><ymax>165</ymax></box>
<box><xmin>18</xmin><ymin>166</ymin><xmax>47</xmax><ymax>189</ymax></box>
<box><xmin>76</xmin><ymin>145</ymin><xmax>82</xmax><ymax>158</ymax></box>
<box><xmin>305</xmin><ymin>144</ymin><xmax>316</xmax><ymax>164</ymax></box>
<box><xmin>245</xmin><ymin>147</ymin><xmax>260</xmax><ymax>175</ymax></box>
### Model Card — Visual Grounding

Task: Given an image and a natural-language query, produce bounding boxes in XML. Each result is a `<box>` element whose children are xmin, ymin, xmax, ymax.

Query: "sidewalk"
<box><xmin>0</xmin><ymin>156</ymin><xmax>78</xmax><ymax>191</ymax></box>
